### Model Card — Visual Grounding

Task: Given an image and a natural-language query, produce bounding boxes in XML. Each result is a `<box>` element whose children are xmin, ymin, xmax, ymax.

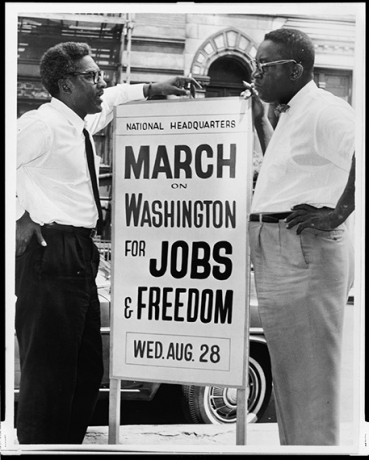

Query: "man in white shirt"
<box><xmin>16</xmin><ymin>41</ymin><xmax>199</xmax><ymax>444</ymax></box>
<box><xmin>243</xmin><ymin>29</ymin><xmax>355</xmax><ymax>445</ymax></box>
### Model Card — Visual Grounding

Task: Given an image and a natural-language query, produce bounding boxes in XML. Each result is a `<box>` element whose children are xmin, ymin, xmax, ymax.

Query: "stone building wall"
<box><xmin>17</xmin><ymin>12</ymin><xmax>356</xmax><ymax>102</ymax></box>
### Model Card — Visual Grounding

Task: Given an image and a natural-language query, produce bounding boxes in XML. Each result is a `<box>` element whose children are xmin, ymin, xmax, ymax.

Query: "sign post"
<box><xmin>109</xmin><ymin>97</ymin><xmax>253</xmax><ymax>444</ymax></box>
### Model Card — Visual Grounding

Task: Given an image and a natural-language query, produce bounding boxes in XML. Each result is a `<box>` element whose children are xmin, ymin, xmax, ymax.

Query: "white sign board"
<box><xmin>110</xmin><ymin>97</ymin><xmax>252</xmax><ymax>387</ymax></box>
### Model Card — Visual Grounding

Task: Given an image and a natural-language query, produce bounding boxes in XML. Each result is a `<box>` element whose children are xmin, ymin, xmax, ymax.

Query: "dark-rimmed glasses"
<box><xmin>251</xmin><ymin>59</ymin><xmax>298</xmax><ymax>76</ymax></box>
<box><xmin>67</xmin><ymin>70</ymin><xmax>105</xmax><ymax>84</ymax></box>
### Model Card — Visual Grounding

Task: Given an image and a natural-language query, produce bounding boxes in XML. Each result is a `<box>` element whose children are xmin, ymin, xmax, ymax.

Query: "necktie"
<box><xmin>274</xmin><ymin>103</ymin><xmax>290</xmax><ymax>117</ymax></box>
<box><xmin>83</xmin><ymin>128</ymin><xmax>103</xmax><ymax>233</ymax></box>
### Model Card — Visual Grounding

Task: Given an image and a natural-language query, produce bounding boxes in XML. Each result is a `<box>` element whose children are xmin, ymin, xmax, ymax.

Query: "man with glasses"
<box><xmin>243</xmin><ymin>29</ymin><xmax>355</xmax><ymax>445</ymax></box>
<box><xmin>15</xmin><ymin>41</ymin><xmax>199</xmax><ymax>444</ymax></box>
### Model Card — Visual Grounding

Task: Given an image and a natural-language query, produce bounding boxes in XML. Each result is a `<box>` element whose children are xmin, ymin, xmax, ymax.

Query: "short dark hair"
<box><xmin>264</xmin><ymin>28</ymin><xmax>315</xmax><ymax>72</ymax></box>
<box><xmin>40</xmin><ymin>42</ymin><xmax>92</xmax><ymax>97</ymax></box>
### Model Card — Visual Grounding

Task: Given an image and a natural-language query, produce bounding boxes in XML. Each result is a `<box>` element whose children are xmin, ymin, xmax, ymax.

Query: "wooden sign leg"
<box><xmin>108</xmin><ymin>378</ymin><xmax>121</xmax><ymax>444</ymax></box>
<box><xmin>236</xmin><ymin>388</ymin><xmax>247</xmax><ymax>445</ymax></box>
<box><xmin>236</xmin><ymin>260</ymin><xmax>251</xmax><ymax>446</ymax></box>
<box><xmin>236</xmin><ymin>324</ymin><xmax>250</xmax><ymax>445</ymax></box>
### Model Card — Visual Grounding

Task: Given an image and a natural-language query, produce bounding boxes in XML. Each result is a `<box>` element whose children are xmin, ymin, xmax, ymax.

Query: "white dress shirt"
<box><xmin>251</xmin><ymin>80</ymin><xmax>355</xmax><ymax>213</ymax></box>
<box><xmin>17</xmin><ymin>83</ymin><xmax>146</xmax><ymax>227</ymax></box>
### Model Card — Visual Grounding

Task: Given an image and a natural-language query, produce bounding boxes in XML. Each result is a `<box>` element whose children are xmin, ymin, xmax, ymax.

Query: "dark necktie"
<box><xmin>274</xmin><ymin>103</ymin><xmax>290</xmax><ymax>117</ymax></box>
<box><xmin>83</xmin><ymin>128</ymin><xmax>103</xmax><ymax>233</ymax></box>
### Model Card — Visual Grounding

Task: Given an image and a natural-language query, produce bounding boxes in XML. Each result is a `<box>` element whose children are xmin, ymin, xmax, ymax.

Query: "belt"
<box><xmin>249</xmin><ymin>212</ymin><xmax>292</xmax><ymax>223</ymax></box>
<box><xmin>43</xmin><ymin>223</ymin><xmax>97</xmax><ymax>238</ymax></box>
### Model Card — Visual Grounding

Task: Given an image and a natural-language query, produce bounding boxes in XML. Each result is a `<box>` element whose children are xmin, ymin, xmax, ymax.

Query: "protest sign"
<box><xmin>110</xmin><ymin>97</ymin><xmax>252</xmax><ymax>388</ymax></box>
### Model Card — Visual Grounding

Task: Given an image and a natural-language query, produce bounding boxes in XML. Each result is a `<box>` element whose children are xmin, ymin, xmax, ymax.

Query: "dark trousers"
<box><xmin>15</xmin><ymin>228</ymin><xmax>104</xmax><ymax>444</ymax></box>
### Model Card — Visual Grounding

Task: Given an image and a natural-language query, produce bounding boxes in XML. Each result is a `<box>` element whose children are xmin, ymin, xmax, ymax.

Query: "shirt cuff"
<box><xmin>125</xmin><ymin>83</ymin><xmax>146</xmax><ymax>102</ymax></box>
<box><xmin>104</xmin><ymin>83</ymin><xmax>146</xmax><ymax>108</ymax></box>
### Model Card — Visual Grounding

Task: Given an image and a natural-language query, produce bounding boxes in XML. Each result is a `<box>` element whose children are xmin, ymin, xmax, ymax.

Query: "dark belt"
<box><xmin>249</xmin><ymin>212</ymin><xmax>292</xmax><ymax>223</ymax></box>
<box><xmin>43</xmin><ymin>222</ymin><xmax>97</xmax><ymax>238</ymax></box>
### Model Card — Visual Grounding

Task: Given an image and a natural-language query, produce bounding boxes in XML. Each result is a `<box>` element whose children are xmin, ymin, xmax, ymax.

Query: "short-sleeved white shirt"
<box><xmin>251</xmin><ymin>80</ymin><xmax>355</xmax><ymax>213</ymax></box>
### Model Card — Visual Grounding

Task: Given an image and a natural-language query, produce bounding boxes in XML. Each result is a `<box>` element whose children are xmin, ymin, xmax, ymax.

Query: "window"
<box><xmin>206</xmin><ymin>57</ymin><xmax>251</xmax><ymax>98</ymax></box>
<box><xmin>314</xmin><ymin>69</ymin><xmax>352</xmax><ymax>104</ymax></box>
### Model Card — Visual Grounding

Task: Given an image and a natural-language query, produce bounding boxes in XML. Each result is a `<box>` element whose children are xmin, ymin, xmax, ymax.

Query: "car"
<box><xmin>14</xmin><ymin>244</ymin><xmax>273</xmax><ymax>425</ymax></box>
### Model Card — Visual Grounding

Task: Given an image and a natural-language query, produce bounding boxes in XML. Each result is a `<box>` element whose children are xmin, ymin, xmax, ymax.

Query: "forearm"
<box><xmin>241</xmin><ymin>82</ymin><xmax>274</xmax><ymax>154</ymax></box>
<box><xmin>254</xmin><ymin>115</ymin><xmax>274</xmax><ymax>155</ymax></box>
<box><xmin>86</xmin><ymin>84</ymin><xmax>146</xmax><ymax>134</ymax></box>
<box><xmin>286</xmin><ymin>154</ymin><xmax>356</xmax><ymax>233</ymax></box>
<box><xmin>331</xmin><ymin>154</ymin><xmax>355</xmax><ymax>225</ymax></box>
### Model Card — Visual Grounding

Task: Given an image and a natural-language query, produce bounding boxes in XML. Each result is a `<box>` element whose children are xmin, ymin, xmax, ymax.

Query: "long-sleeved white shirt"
<box><xmin>17</xmin><ymin>83</ymin><xmax>145</xmax><ymax>227</ymax></box>
<box><xmin>251</xmin><ymin>81</ymin><xmax>355</xmax><ymax>213</ymax></box>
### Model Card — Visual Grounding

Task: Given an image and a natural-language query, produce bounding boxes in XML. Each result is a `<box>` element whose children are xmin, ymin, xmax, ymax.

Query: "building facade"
<box><xmin>17</xmin><ymin>12</ymin><xmax>356</xmax><ymax>238</ymax></box>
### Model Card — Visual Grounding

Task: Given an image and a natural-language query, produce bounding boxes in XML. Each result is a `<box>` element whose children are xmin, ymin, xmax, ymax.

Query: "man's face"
<box><xmin>67</xmin><ymin>55</ymin><xmax>107</xmax><ymax>119</ymax></box>
<box><xmin>252</xmin><ymin>40</ymin><xmax>294</xmax><ymax>104</ymax></box>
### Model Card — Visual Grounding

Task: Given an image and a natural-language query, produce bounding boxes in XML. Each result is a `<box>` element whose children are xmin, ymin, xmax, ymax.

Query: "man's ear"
<box><xmin>58</xmin><ymin>78</ymin><xmax>71</xmax><ymax>94</ymax></box>
<box><xmin>291</xmin><ymin>63</ymin><xmax>304</xmax><ymax>81</ymax></box>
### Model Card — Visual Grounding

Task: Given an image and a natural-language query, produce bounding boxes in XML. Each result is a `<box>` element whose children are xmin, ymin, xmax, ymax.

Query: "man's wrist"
<box><xmin>329</xmin><ymin>211</ymin><xmax>342</xmax><ymax>228</ymax></box>
<box><xmin>144</xmin><ymin>83</ymin><xmax>153</xmax><ymax>99</ymax></box>
<box><xmin>17</xmin><ymin>210</ymin><xmax>29</xmax><ymax>222</ymax></box>
<box><xmin>329</xmin><ymin>208</ymin><xmax>351</xmax><ymax>228</ymax></box>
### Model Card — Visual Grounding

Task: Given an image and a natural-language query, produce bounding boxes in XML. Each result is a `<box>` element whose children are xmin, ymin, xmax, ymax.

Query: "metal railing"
<box><xmin>94</xmin><ymin>238</ymin><xmax>112</xmax><ymax>265</ymax></box>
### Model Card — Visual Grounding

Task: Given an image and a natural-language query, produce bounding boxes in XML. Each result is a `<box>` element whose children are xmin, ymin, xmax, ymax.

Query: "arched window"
<box><xmin>191</xmin><ymin>28</ymin><xmax>257</xmax><ymax>98</ymax></box>
<box><xmin>206</xmin><ymin>56</ymin><xmax>251</xmax><ymax>98</ymax></box>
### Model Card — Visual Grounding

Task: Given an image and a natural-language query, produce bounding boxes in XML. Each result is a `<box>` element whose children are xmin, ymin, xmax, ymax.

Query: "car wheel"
<box><xmin>181</xmin><ymin>343</ymin><xmax>272</xmax><ymax>424</ymax></box>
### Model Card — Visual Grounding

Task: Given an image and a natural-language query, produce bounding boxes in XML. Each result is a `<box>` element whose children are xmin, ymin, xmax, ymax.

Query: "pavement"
<box><xmin>80</xmin><ymin>421</ymin><xmax>359</xmax><ymax>455</ymax></box>
<box><xmin>84</xmin><ymin>422</ymin><xmax>280</xmax><ymax>447</ymax></box>
<box><xmin>3</xmin><ymin>421</ymin><xmax>359</xmax><ymax>455</ymax></box>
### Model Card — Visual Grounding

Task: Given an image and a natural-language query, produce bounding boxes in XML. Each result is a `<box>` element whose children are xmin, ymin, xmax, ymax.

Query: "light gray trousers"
<box><xmin>249</xmin><ymin>221</ymin><xmax>354</xmax><ymax>445</ymax></box>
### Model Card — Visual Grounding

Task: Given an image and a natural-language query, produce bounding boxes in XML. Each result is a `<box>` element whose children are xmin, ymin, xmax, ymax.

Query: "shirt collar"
<box><xmin>286</xmin><ymin>80</ymin><xmax>317</xmax><ymax>112</ymax></box>
<box><xmin>50</xmin><ymin>97</ymin><xmax>85</xmax><ymax>133</ymax></box>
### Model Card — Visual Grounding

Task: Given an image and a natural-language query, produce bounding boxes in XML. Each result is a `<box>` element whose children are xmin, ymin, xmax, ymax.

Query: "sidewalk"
<box><xmin>82</xmin><ymin>422</ymin><xmax>357</xmax><ymax>454</ymax></box>
<box><xmin>2</xmin><ymin>422</ymin><xmax>359</xmax><ymax>455</ymax></box>
<box><xmin>84</xmin><ymin>423</ymin><xmax>280</xmax><ymax>447</ymax></box>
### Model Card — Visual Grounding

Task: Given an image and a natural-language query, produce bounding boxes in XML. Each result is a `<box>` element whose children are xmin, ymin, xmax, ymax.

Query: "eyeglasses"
<box><xmin>67</xmin><ymin>70</ymin><xmax>105</xmax><ymax>84</ymax></box>
<box><xmin>251</xmin><ymin>59</ymin><xmax>298</xmax><ymax>76</ymax></box>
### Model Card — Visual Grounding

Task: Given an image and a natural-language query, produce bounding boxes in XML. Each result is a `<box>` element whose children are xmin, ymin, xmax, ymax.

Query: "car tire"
<box><xmin>181</xmin><ymin>343</ymin><xmax>272</xmax><ymax>424</ymax></box>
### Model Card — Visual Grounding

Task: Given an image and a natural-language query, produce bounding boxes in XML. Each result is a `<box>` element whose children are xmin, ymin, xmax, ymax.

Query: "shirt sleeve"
<box><xmin>16</xmin><ymin>199</ymin><xmax>26</xmax><ymax>220</ymax></box>
<box><xmin>86</xmin><ymin>83</ymin><xmax>146</xmax><ymax>134</ymax></box>
<box><xmin>314</xmin><ymin>103</ymin><xmax>355</xmax><ymax>172</ymax></box>
<box><xmin>17</xmin><ymin>115</ymin><xmax>51</xmax><ymax>221</ymax></box>
<box><xmin>17</xmin><ymin>116</ymin><xmax>51</xmax><ymax>168</ymax></box>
